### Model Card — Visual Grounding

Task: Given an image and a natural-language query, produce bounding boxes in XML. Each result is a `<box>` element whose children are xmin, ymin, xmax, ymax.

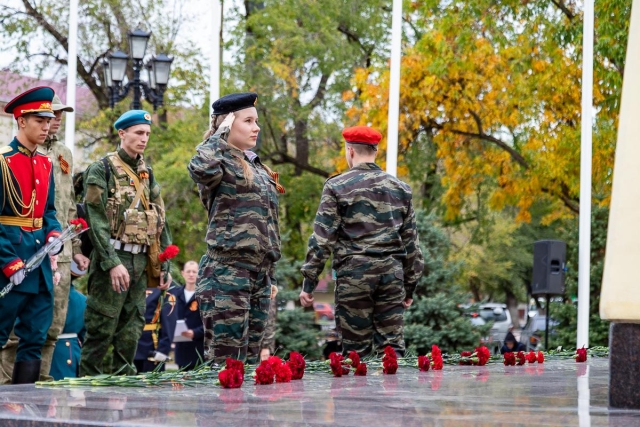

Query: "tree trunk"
<box><xmin>505</xmin><ymin>288</ymin><xmax>520</xmax><ymax>329</ymax></box>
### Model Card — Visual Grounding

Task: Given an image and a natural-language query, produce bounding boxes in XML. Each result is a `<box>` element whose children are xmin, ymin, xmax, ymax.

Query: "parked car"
<box><xmin>520</xmin><ymin>313</ymin><xmax>559</xmax><ymax>351</ymax></box>
<box><xmin>313</xmin><ymin>302</ymin><xmax>335</xmax><ymax>322</ymax></box>
<box><xmin>463</xmin><ymin>303</ymin><xmax>513</xmax><ymax>354</ymax></box>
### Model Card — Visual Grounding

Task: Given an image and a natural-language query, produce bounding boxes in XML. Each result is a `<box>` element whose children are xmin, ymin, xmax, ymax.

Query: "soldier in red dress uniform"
<box><xmin>0</xmin><ymin>86</ymin><xmax>62</xmax><ymax>384</ymax></box>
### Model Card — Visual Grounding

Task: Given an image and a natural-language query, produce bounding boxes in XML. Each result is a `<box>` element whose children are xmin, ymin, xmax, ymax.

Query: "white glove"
<box><xmin>153</xmin><ymin>352</ymin><xmax>168</xmax><ymax>362</ymax></box>
<box><xmin>10</xmin><ymin>269</ymin><xmax>25</xmax><ymax>286</ymax></box>
<box><xmin>48</xmin><ymin>237</ymin><xmax>63</xmax><ymax>255</ymax></box>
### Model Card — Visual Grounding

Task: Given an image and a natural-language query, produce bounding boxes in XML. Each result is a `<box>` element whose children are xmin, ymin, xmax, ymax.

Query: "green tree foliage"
<box><xmin>272</xmin><ymin>289</ymin><xmax>322</xmax><ymax>360</ymax></box>
<box><xmin>550</xmin><ymin>206</ymin><xmax>611</xmax><ymax>349</ymax></box>
<box><xmin>405</xmin><ymin>210</ymin><xmax>490</xmax><ymax>354</ymax></box>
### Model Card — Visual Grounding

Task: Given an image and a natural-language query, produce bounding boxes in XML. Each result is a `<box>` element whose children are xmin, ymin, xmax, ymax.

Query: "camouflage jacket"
<box><xmin>38</xmin><ymin>135</ymin><xmax>81</xmax><ymax>263</ymax></box>
<box><xmin>84</xmin><ymin>148</ymin><xmax>171</xmax><ymax>271</ymax></box>
<box><xmin>301</xmin><ymin>162</ymin><xmax>424</xmax><ymax>297</ymax></box>
<box><xmin>187</xmin><ymin>126</ymin><xmax>281</xmax><ymax>272</ymax></box>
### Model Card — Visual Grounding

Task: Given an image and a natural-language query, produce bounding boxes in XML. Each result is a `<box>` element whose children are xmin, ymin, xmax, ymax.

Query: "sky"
<box><xmin>0</xmin><ymin>0</ymin><xmax>235</xmax><ymax>82</ymax></box>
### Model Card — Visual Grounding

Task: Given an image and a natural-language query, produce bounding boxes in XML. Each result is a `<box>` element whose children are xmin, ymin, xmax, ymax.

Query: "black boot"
<box><xmin>12</xmin><ymin>360</ymin><xmax>41</xmax><ymax>384</ymax></box>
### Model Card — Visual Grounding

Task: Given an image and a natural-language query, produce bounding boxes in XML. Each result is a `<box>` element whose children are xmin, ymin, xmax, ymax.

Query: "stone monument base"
<box><xmin>609</xmin><ymin>322</ymin><xmax>640</xmax><ymax>409</ymax></box>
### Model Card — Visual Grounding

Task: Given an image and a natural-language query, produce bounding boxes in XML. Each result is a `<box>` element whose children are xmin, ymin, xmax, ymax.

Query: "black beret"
<box><xmin>212</xmin><ymin>92</ymin><xmax>258</xmax><ymax>115</ymax></box>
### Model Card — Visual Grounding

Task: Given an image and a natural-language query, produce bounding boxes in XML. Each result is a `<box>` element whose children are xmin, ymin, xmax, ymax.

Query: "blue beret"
<box><xmin>212</xmin><ymin>92</ymin><xmax>258</xmax><ymax>115</ymax></box>
<box><xmin>4</xmin><ymin>86</ymin><xmax>55</xmax><ymax>119</ymax></box>
<box><xmin>114</xmin><ymin>110</ymin><xmax>152</xmax><ymax>130</ymax></box>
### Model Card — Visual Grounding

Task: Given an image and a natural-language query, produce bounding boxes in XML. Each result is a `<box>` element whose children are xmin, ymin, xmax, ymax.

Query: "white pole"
<box><xmin>577</xmin><ymin>0</ymin><xmax>594</xmax><ymax>349</ymax></box>
<box><xmin>386</xmin><ymin>0</ymin><xmax>402</xmax><ymax>177</ymax></box>
<box><xmin>209</xmin><ymin>0</ymin><xmax>222</xmax><ymax>116</ymax></box>
<box><xmin>64</xmin><ymin>0</ymin><xmax>78</xmax><ymax>155</ymax></box>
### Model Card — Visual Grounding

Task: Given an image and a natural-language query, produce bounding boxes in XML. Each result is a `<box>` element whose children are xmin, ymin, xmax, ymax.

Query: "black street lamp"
<box><xmin>102</xmin><ymin>28</ymin><xmax>174</xmax><ymax>110</ymax></box>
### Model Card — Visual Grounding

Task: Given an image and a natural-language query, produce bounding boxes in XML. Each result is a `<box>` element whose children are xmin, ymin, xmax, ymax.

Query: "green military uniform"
<box><xmin>0</xmin><ymin>133</ymin><xmax>81</xmax><ymax>384</ymax></box>
<box><xmin>80</xmin><ymin>110</ymin><xmax>171</xmax><ymax>376</ymax></box>
<box><xmin>301</xmin><ymin>126</ymin><xmax>424</xmax><ymax>357</ymax></box>
<box><xmin>187</xmin><ymin>92</ymin><xmax>283</xmax><ymax>365</ymax></box>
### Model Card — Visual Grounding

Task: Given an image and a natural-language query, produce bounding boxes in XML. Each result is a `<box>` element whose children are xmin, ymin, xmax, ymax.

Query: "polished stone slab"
<box><xmin>0</xmin><ymin>358</ymin><xmax>638</xmax><ymax>426</ymax></box>
<box><xmin>609</xmin><ymin>323</ymin><xmax>640</xmax><ymax>409</ymax></box>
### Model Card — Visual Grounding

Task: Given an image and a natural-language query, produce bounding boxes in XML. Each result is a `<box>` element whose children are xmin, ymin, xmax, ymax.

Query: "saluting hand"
<box><xmin>110</xmin><ymin>264</ymin><xmax>130</xmax><ymax>293</ymax></box>
<box><xmin>220</xmin><ymin>112</ymin><xmax>235</xmax><ymax>130</ymax></box>
<box><xmin>299</xmin><ymin>291</ymin><xmax>314</xmax><ymax>307</ymax></box>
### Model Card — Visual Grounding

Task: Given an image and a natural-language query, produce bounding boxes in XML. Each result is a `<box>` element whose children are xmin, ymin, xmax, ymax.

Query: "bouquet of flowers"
<box><xmin>0</xmin><ymin>219</ymin><xmax>89</xmax><ymax>298</ymax></box>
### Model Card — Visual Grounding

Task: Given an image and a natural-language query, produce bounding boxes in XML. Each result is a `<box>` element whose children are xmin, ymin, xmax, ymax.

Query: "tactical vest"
<box><xmin>104</xmin><ymin>153</ymin><xmax>165</xmax><ymax>246</ymax></box>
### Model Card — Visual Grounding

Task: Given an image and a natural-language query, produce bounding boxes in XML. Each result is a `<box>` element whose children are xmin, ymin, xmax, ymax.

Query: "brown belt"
<box><xmin>144</xmin><ymin>324</ymin><xmax>160</xmax><ymax>331</ymax></box>
<box><xmin>0</xmin><ymin>216</ymin><xmax>42</xmax><ymax>229</ymax></box>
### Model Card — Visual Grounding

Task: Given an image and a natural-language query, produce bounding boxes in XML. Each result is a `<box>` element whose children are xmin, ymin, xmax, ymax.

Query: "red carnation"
<box><xmin>459</xmin><ymin>351</ymin><xmax>473</xmax><ymax>365</ymax></box>
<box><xmin>503</xmin><ymin>352</ymin><xmax>516</xmax><ymax>366</ymax></box>
<box><xmin>384</xmin><ymin>346</ymin><xmax>398</xmax><ymax>359</ymax></box>
<box><xmin>537</xmin><ymin>351</ymin><xmax>545</xmax><ymax>364</ymax></box>
<box><xmin>474</xmin><ymin>346</ymin><xmax>491</xmax><ymax>366</ymax></box>
<box><xmin>254</xmin><ymin>360</ymin><xmax>275</xmax><ymax>385</ymax></box>
<box><xmin>354</xmin><ymin>363</ymin><xmax>367</xmax><ymax>376</ymax></box>
<box><xmin>267</xmin><ymin>356</ymin><xmax>284</xmax><ymax>369</ymax></box>
<box><xmin>431</xmin><ymin>356</ymin><xmax>444</xmax><ymax>370</ymax></box>
<box><xmin>274</xmin><ymin>363</ymin><xmax>292</xmax><ymax>383</ymax></box>
<box><xmin>158</xmin><ymin>244</ymin><xmax>180</xmax><ymax>262</ymax></box>
<box><xmin>348</xmin><ymin>351</ymin><xmax>361</xmax><ymax>369</ymax></box>
<box><xmin>516</xmin><ymin>351</ymin><xmax>526</xmax><ymax>365</ymax></box>
<box><xmin>383</xmin><ymin>356</ymin><xmax>398</xmax><ymax>374</ymax></box>
<box><xmin>286</xmin><ymin>352</ymin><xmax>306</xmax><ymax>380</ymax></box>
<box><xmin>69</xmin><ymin>218</ymin><xmax>88</xmax><ymax>230</ymax></box>
<box><xmin>431</xmin><ymin>345</ymin><xmax>442</xmax><ymax>359</ymax></box>
<box><xmin>525</xmin><ymin>351</ymin><xmax>537</xmax><ymax>363</ymax></box>
<box><xmin>218</xmin><ymin>368</ymin><xmax>243</xmax><ymax>388</ymax></box>
<box><xmin>418</xmin><ymin>355</ymin><xmax>430</xmax><ymax>372</ymax></box>
<box><xmin>329</xmin><ymin>353</ymin><xmax>346</xmax><ymax>377</ymax></box>
<box><xmin>225</xmin><ymin>358</ymin><xmax>245</xmax><ymax>375</ymax></box>
<box><xmin>575</xmin><ymin>347</ymin><xmax>587</xmax><ymax>363</ymax></box>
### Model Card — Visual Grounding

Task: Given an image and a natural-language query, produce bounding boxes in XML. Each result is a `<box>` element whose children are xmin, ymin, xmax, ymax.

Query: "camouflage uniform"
<box><xmin>79</xmin><ymin>148</ymin><xmax>171</xmax><ymax>376</ymax></box>
<box><xmin>188</xmin><ymin>126</ymin><xmax>281</xmax><ymax>364</ymax></box>
<box><xmin>0</xmin><ymin>135</ymin><xmax>82</xmax><ymax>384</ymax></box>
<box><xmin>301</xmin><ymin>162</ymin><xmax>424</xmax><ymax>357</ymax></box>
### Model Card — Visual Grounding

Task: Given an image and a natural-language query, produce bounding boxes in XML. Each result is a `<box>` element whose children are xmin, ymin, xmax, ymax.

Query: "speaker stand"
<box><xmin>544</xmin><ymin>294</ymin><xmax>550</xmax><ymax>351</ymax></box>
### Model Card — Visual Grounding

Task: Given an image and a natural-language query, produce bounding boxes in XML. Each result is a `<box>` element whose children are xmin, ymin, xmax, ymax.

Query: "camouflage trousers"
<box><xmin>80</xmin><ymin>251</ymin><xmax>147</xmax><ymax>377</ymax></box>
<box><xmin>0</xmin><ymin>262</ymin><xmax>71</xmax><ymax>384</ymax></box>
<box><xmin>335</xmin><ymin>256</ymin><xmax>406</xmax><ymax>357</ymax></box>
<box><xmin>196</xmin><ymin>256</ymin><xmax>272</xmax><ymax>365</ymax></box>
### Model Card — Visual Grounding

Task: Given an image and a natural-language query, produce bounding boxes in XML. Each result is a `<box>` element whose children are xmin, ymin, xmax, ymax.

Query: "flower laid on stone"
<box><xmin>516</xmin><ymin>351</ymin><xmax>526</xmax><ymax>365</ymax></box>
<box><xmin>382</xmin><ymin>347</ymin><xmax>398</xmax><ymax>375</ymax></box>
<box><xmin>218</xmin><ymin>363</ymin><xmax>243</xmax><ymax>389</ymax></box>
<box><xmin>286</xmin><ymin>351</ymin><xmax>306</xmax><ymax>380</ymax></box>
<box><xmin>354</xmin><ymin>363</ymin><xmax>367</xmax><ymax>376</ymax></box>
<box><xmin>459</xmin><ymin>351</ymin><xmax>473</xmax><ymax>365</ymax></box>
<box><xmin>430</xmin><ymin>345</ymin><xmax>444</xmax><ymax>370</ymax></box>
<box><xmin>348</xmin><ymin>351</ymin><xmax>367</xmax><ymax>376</ymax></box>
<box><xmin>475</xmin><ymin>346</ymin><xmax>491</xmax><ymax>366</ymax></box>
<box><xmin>503</xmin><ymin>352</ymin><xmax>516</xmax><ymax>366</ymax></box>
<box><xmin>537</xmin><ymin>351</ymin><xmax>544</xmax><ymax>364</ymax></box>
<box><xmin>418</xmin><ymin>355</ymin><xmax>430</xmax><ymax>371</ymax></box>
<box><xmin>525</xmin><ymin>351</ymin><xmax>537</xmax><ymax>363</ymax></box>
<box><xmin>329</xmin><ymin>352</ymin><xmax>350</xmax><ymax>377</ymax></box>
<box><xmin>254</xmin><ymin>360</ymin><xmax>275</xmax><ymax>385</ymax></box>
<box><xmin>575</xmin><ymin>347</ymin><xmax>587</xmax><ymax>363</ymax></box>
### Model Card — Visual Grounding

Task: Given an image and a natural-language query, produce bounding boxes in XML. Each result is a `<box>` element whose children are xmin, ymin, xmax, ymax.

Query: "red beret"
<box><xmin>342</xmin><ymin>126</ymin><xmax>382</xmax><ymax>146</ymax></box>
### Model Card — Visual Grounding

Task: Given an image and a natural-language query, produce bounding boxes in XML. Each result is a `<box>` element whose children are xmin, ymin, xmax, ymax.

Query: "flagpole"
<box><xmin>64</xmin><ymin>0</ymin><xmax>78</xmax><ymax>154</ymax></box>
<box><xmin>577</xmin><ymin>0</ymin><xmax>594</xmax><ymax>349</ymax></box>
<box><xmin>386</xmin><ymin>0</ymin><xmax>403</xmax><ymax>177</ymax></box>
<box><xmin>209</xmin><ymin>0</ymin><xmax>222</xmax><ymax>116</ymax></box>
